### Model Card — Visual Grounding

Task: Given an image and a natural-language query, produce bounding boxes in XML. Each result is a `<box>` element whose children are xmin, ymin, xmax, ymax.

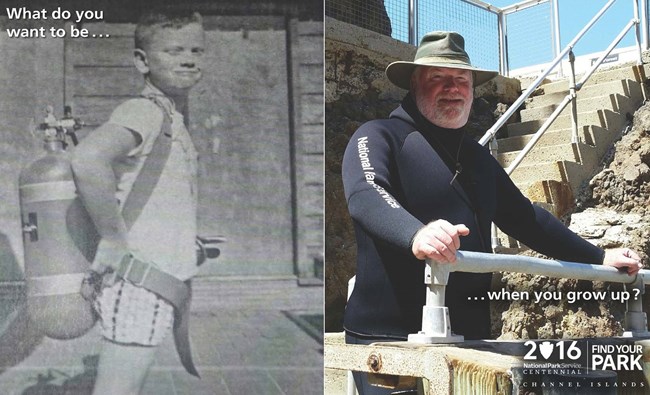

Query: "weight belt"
<box><xmin>113</xmin><ymin>253</ymin><xmax>199</xmax><ymax>377</ymax></box>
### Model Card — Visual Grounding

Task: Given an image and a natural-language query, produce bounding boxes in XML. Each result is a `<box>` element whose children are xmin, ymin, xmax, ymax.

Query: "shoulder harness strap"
<box><xmin>121</xmin><ymin>95</ymin><xmax>173</xmax><ymax>230</ymax></box>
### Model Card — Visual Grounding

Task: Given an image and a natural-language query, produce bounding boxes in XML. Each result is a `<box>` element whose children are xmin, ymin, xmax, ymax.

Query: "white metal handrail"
<box><xmin>483</xmin><ymin>0</ymin><xmax>645</xmax><ymax>250</ymax></box>
<box><xmin>449</xmin><ymin>250</ymin><xmax>647</xmax><ymax>285</ymax></box>
<box><xmin>497</xmin><ymin>1</ymin><xmax>642</xmax><ymax>177</ymax></box>
<box><xmin>410</xmin><ymin>251</ymin><xmax>649</xmax><ymax>343</ymax></box>
<box><xmin>477</xmin><ymin>42</ymin><xmax>573</xmax><ymax>146</ymax></box>
<box><xmin>641</xmin><ymin>0</ymin><xmax>650</xmax><ymax>50</ymax></box>
<box><xmin>452</xmin><ymin>251</ymin><xmax>648</xmax><ymax>335</ymax></box>
<box><xmin>478</xmin><ymin>0</ymin><xmax>634</xmax><ymax>147</ymax></box>
<box><xmin>579</xmin><ymin>19</ymin><xmax>641</xmax><ymax>91</ymax></box>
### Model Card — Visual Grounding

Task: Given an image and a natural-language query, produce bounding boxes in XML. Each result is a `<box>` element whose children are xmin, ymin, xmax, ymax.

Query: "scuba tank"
<box><xmin>19</xmin><ymin>106</ymin><xmax>99</xmax><ymax>339</ymax></box>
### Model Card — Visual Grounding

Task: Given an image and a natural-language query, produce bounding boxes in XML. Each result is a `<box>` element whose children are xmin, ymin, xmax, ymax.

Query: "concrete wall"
<box><xmin>290</xmin><ymin>20</ymin><xmax>325</xmax><ymax>280</ymax></box>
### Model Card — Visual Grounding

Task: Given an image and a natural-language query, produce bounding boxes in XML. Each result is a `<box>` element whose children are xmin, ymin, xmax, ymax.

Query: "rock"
<box><xmin>498</xmin><ymin>331</ymin><xmax>519</xmax><ymax>340</ymax></box>
<box><xmin>526</xmin><ymin>180</ymin><xmax>575</xmax><ymax>219</ymax></box>
<box><xmin>569</xmin><ymin>208</ymin><xmax>619</xmax><ymax>236</ymax></box>
<box><xmin>499</xmin><ymin>100</ymin><xmax>650</xmax><ymax>340</ymax></box>
<box><xmin>632</xmin><ymin>102</ymin><xmax>650</xmax><ymax>131</ymax></box>
<box><xmin>638</xmin><ymin>162</ymin><xmax>650</xmax><ymax>181</ymax></box>
<box><xmin>499</xmin><ymin>198</ymin><xmax>649</xmax><ymax>340</ymax></box>
<box><xmin>569</xmin><ymin>209</ymin><xmax>649</xmax><ymax>262</ymax></box>
<box><xmin>474</xmin><ymin>75</ymin><xmax>522</xmax><ymax>104</ymax></box>
<box><xmin>623</xmin><ymin>166</ymin><xmax>640</xmax><ymax>182</ymax></box>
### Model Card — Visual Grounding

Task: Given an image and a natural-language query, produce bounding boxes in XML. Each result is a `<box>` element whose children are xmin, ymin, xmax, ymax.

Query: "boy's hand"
<box><xmin>91</xmin><ymin>237</ymin><xmax>130</xmax><ymax>273</ymax></box>
<box><xmin>411</xmin><ymin>220</ymin><xmax>470</xmax><ymax>263</ymax></box>
<box><xmin>81</xmin><ymin>237</ymin><xmax>129</xmax><ymax>300</ymax></box>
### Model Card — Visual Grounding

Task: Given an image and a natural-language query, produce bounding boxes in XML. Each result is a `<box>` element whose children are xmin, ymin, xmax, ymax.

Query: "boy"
<box><xmin>71</xmin><ymin>9</ymin><xmax>205</xmax><ymax>395</ymax></box>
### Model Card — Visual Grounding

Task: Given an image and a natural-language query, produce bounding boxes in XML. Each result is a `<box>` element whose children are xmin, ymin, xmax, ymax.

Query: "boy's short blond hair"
<box><xmin>135</xmin><ymin>9</ymin><xmax>203</xmax><ymax>51</ymax></box>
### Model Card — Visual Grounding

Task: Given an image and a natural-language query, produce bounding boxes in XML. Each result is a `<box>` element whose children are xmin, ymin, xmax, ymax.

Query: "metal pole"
<box><xmin>346</xmin><ymin>277</ymin><xmax>358</xmax><ymax>395</ymax></box>
<box><xmin>490</xmin><ymin>223</ymin><xmax>501</xmax><ymax>250</ymax></box>
<box><xmin>551</xmin><ymin>0</ymin><xmax>563</xmax><ymax>77</ymax></box>
<box><xmin>408</xmin><ymin>261</ymin><xmax>463</xmax><ymax>344</ymax></box>
<box><xmin>568</xmin><ymin>51</ymin><xmax>579</xmax><ymax>144</ymax></box>
<box><xmin>409</xmin><ymin>0</ymin><xmax>417</xmax><ymax>45</ymax></box>
<box><xmin>423</xmin><ymin>251</ymin><xmax>650</xmax><ymax>336</ymax></box>
<box><xmin>498</xmin><ymin>11</ymin><xmax>508</xmax><ymax>76</ymax></box>
<box><xmin>489</xmin><ymin>138</ymin><xmax>502</xmax><ymax>249</ymax></box>
<box><xmin>634</xmin><ymin>0</ymin><xmax>643</xmax><ymax>65</ymax></box>
<box><xmin>624</xmin><ymin>275</ymin><xmax>648</xmax><ymax>336</ymax></box>
<box><xmin>501</xmin><ymin>0</ymin><xmax>554</xmax><ymax>14</ymax></box>
<box><xmin>643</xmin><ymin>0</ymin><xmax>649</xmax><ymax>50</ymax></box>
<box><xmin>446</xmin><ymin>251</ymin><xmax>648</xmax><ymax>285</ymax></box>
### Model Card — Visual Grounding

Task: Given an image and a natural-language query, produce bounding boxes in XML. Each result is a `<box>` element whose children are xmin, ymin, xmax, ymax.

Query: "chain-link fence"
<box><xmin>325</xmin><ymin>0</ymin><xmax>394</xmax><ymax>36</ymax></box>
<box><xmin>384</xmin><ymin>0</ymin><xmax>409</xmax><ymax>40</ymax></box>
<box><xmin>326</xmin><ymin>0</ymin><xmax>557</xmax><ymax>73</ymax></box>
<box><xmin>503</xmin><ymin>2</ymin><xmax>553</xmax><ymax>71</ymax></box>
<box><xmin>415</xmin><ymin>0</ymin><xmax>499</xmax><ymax>70</ymax></box>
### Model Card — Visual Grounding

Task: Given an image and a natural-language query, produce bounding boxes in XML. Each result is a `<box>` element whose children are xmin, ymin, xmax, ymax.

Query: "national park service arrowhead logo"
<box><xmin>539</xmin><ymin>341</ymin><xmax>554</xmax><ymax>360</ymax></box>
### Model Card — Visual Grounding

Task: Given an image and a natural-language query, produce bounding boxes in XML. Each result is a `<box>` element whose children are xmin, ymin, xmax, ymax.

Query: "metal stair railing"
<box><xmin>505</xmin><ymin>4</ymin><xmax>643</xmax><ymax>175</ymax></box>
<box><xmin>478</xmin><ymin>0</ymin><xmax>643</xmax><ymax>152</ymax></box>
<box><xmin>480</xmin><ymin>0</ymin><xmax>645</xmax><ymax>250</ymax></box>
<box><xmin>410</xmin><ymin>251</ymin><xmax>650</xmax><ymax>344</ymax></box>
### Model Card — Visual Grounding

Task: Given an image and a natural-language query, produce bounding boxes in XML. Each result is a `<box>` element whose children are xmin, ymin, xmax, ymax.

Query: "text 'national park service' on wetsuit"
<box><xmin>357</xmin><ymin>136</ymin><xmax>400</xmax><ymax>208</ymax></box>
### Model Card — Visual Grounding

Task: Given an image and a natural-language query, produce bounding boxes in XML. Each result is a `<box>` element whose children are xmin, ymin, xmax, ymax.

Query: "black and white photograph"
<box><xmin>0</xmin><ymin>1</ymin><xmax>324</xmax><ymax>394</ymax></box>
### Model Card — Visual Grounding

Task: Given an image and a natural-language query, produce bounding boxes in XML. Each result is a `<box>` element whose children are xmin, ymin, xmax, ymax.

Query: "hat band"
<box><xmin>414</xmin><ymin>55</ymin><xmax>471</xmax><ymax>67</ymax></box>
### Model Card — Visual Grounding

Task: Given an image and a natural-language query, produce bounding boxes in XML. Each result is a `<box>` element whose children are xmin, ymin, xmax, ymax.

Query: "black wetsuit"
<box><xmin>342</xmin><ymin>94</ymin><xmax>605</xmax><ymax>341</ymax></box>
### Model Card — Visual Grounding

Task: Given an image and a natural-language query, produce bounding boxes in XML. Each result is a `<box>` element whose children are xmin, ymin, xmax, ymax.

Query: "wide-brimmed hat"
<box><xmin>385</xmin><ymin>31</ymin><xmax>498</xmax><ymax>90</ymax></box>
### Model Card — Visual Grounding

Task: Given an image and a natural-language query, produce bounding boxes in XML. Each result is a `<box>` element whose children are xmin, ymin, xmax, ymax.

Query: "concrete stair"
<box><xmin>520</xmin><ymin>93</ymin><xmax>638</xmax><ymax>123</ymax></box>
<box><xmin>523</xmin><ymin>78</ymin><xmax>645</xmax><ymax>109</ymax></box>
<box><xmin>497</xmin><ymin>142</ymin><xmax>598</xmax><ymax>169</ymax></box>
<box><xmin>492</xmin><ymin>64</ymin><xmax>650</xmax><ymax>250</ymax></box>
<box><xmin>499</xmin><ymin>64</ymin><xmax>649</xmax><ymax>195</ymax></box>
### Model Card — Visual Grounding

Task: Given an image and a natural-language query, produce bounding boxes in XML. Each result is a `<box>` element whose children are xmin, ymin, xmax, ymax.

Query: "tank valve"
<box><xmin>36</xmin><ymin>105</ymin><xmax>84</xmax><ymax>147</ymax></box>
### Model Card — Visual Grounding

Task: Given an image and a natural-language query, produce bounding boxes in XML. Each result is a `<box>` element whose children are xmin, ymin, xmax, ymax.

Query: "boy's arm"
<box><xmin>71</xmin><ymin>123</ymin><xmax>139</xmax><ymax>271</ymax></box>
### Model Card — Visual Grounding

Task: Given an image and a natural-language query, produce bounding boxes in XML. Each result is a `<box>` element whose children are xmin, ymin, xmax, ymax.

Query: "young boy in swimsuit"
<box><xmin>72</xmin><ymin>9</ymin><xmax>205</xmax><ymax>394</ymax></box>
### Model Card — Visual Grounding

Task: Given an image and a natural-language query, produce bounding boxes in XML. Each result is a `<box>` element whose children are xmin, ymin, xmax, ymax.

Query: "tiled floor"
<box><xmin>0</xmin><ymin>279</ymin><xmax>323</xmax><ymax>395</ymax></box>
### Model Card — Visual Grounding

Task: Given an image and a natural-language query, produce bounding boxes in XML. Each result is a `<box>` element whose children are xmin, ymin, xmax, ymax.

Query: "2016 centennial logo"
<box><xmin>518</xmin><ymin>340</ymin><xmax>646</xmax><ymax>390</ymax></box>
